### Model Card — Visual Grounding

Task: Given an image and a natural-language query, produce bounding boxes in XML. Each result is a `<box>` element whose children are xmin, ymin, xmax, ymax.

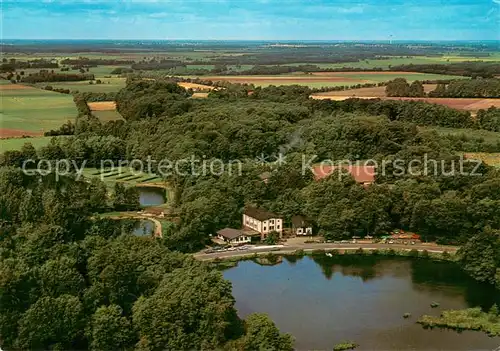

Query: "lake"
<box><xmin>132</xmin><ymin>219</ymin><xmax>155</xmax><ymax>237</ymax></box>
<box><xmin>223</xmin><ymin>256</ymin><xmax>500</xmax><ymax>350</ymax></box>
<box><xmin>137</xmin><ymin>186</ymin><xmax>166</xmax><ymax>207</ymax></box>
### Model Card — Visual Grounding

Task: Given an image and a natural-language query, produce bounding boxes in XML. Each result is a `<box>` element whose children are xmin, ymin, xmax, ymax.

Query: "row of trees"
<box><xmin>385</xmin><ymin>78</ymin><xmax>425</xmax><ymax>97</ymax></box>
<box><xmin>428</xmin><ymin>79</ymin><xmax>500</xmax><ymax>98</ymax></box>
<box><xmin>20</xmin><ymin>72</ymin><xmax>95</xmax><ymax>83</ymax></box>
<box><xmin>390</xmin><ymin>62</ymin><xmax>500</xmax><ymax>78</ymax></box>
<box><xmin>385</xmin><ymin>78</ymin><xmax>500</xmax><ymax>99</ymax></box>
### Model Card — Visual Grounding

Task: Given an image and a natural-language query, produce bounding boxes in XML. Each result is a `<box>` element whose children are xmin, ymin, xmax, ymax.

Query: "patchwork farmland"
<box><xmin>0</xmin><ymin>82</ymin><xmax>77</xmax><ymax>138</ymax></box>
<box><xmin>310</xmin><ymin>84</ymin><xmax>500</xmax><ymax>113</ymax></box>
<box><xmin>195</xmin><ymin>71</ymin><xmax>466</xmax><ymax>88</ymax></box>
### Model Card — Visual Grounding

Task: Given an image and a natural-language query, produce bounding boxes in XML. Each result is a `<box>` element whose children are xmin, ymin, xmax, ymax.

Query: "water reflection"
<box><xmin>137</xmin><ymin>186</ymin><xmax>166</xmax><ymax>207</ymax></box>
<box><xmin>132</xmin><ymin>220</ymin><xmax>155</xmax><ymax>237</ymax></box>
<box><xmin>224</xmin><ymin>256</ymin><xmax>500</xmax><ymax>350</ymax></box>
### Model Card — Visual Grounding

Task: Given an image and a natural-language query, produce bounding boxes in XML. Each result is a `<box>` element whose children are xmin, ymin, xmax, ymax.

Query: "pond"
<box><xmin>223</xmin><ymin>256</ymin><xmax>500</xmax><ymax>350</ymax></box>
<box><xmin>132</xmin><ymin>219</ymin><xmax>155</xmax><ymax>237</ymax></box>
<box><xmin>137</xmin><ymin>186</ymin><xmax>166</xmax><ymax>207</ymax></box>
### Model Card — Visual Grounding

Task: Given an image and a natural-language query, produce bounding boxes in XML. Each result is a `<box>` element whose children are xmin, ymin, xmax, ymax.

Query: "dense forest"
<box><xmin>0</xmin><ymin>170</ymin><xmax>293</xmax><ymax>350</ymax></box>
<box><xmin>1</xmin><ymin>78</ymin><xmax>499</xmax><ymax>348</ymax></box>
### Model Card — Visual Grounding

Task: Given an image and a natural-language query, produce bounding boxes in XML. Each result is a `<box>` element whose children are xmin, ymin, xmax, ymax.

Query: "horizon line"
<box><xmin>2</xmin><ymin>38</ymin><xmax>499</xmax><ymax>42</ymax></box>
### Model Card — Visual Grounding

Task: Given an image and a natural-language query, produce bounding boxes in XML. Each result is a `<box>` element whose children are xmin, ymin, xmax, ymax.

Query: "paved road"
<box><xmin>194</xmin><ymin>243</ymin><xmax>459</xmax><ymax>261</ymax></box>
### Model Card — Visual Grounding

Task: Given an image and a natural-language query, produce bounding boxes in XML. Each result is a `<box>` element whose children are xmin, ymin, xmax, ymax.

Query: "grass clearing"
<box><xmin>0</xmin><ymin>83</ymin><xmax>77</xmax><ymax>135</ymax></box>
<box><xmin>420</xmin><ymin>127</ymin><xmax>500</xmax><ymax>144</ymax></box>
<box><xmin>0</xmin><ymin>136</ymin><xmax>64</xmax><ymax>151</ymax></box>
<box><xmin>92</xmin><ymin>110</ymin><xmax>124</xmax><ymax>122</ymax></box>
<box><xmin>87</xmin><ymin>101</ymin><xmax>124</xmax><ymax>122</ymax></box>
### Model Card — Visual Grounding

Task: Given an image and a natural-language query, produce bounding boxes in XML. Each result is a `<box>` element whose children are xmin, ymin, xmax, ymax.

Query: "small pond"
<box><xmin>132</xmin><ymin>219</ymin><xmax>155</xmax><ymax>237</ymax></box>
<box><xmin>137</xmin><ymin>186</ymin><xmax>166</xmax><ymax>207</ymax></box>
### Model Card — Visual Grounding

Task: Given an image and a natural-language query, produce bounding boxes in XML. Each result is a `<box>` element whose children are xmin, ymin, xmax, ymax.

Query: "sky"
<box><xmin>2</xmin><ymin>0</ymin><xmax>499</xmax><ymax>40</ymax></box>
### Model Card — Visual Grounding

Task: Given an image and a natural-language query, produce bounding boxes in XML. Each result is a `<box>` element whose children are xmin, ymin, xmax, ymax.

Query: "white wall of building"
<box><xmin>243</xmin><ymin>214</ymin><xmax>283</xmax><ymax>238</ymax></box>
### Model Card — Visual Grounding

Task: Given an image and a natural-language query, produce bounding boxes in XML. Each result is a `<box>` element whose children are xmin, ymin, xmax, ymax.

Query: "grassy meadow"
<box><xmin>0</xmin><ymin>136</ymin><xmax>60</xmax><ymax>151</ymax></box>
<box><xmin>34</xmin><ymin>77</ymin><xmax>126</xmax><ymax>93</ymax></box>
<box><xmin>191</xmin><ymin>72</ymin><xmax>467</xmax><ymax>88</ymax></box>
<box><xmin>0</xmin><ymin>83</ymin><xmax>77</xmax><ymax>133</ymax></box>
<box><xmin>421</xmin><ymin>127</ymin><xmax>500</xmax><ymax>144</ymax></box>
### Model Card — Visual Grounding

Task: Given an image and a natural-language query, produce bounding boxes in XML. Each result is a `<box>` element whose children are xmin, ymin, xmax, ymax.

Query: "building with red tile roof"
<box><xmin>312</xmin><ymin>165</ymin><xmax>376</xmax><ymax>185</ymax></box>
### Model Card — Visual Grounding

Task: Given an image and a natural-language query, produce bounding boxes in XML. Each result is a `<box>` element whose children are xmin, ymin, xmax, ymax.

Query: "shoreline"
<box><xmin>195</xmin><ymin>243</ymin><xmax>458</xmax><ymax>262</ymax></box>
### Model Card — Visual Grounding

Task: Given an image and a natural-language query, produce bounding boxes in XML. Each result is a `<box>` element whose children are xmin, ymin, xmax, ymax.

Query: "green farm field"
<box><xmin>0</xmin><ymin>136</ymin><xmax>61</xmax><ymax>151</ymax></box>
<box><xmin>420</xmin><ymin>126</ymin><xmax>500</xmax><ymax>144</ymax></box>
<box><xmin>194</xmin><ymin>71</ymin><xmax>467</xmax><ymax>87</ymax></box>
<box><xmin>2</xmin><ymin>50</ymin><xmax>238</xmax><ymax>62</ymax></box>
<box><xmin>0</xmin><ymin>82</ymin><xmax>77</xmax><ymax>136</ymax></box>
<box><xmin>282</xmin><ymin>54</ymin><xmax>500</xmax><ymax>69</ymax></box>
<box><xmin>92</xmin><ymin>110</ymin><xmax>124</xmax><ymax>122</ymax></box>
<box><xmin>34</xmin><ymin>77</ymin><xmax>126</xmax><ymax>93</ymax></box>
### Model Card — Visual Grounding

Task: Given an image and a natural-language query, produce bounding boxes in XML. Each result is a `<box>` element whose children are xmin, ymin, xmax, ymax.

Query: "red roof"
<box><xmin>312</xmin><ymin>165</ymin><xmax>376</xmax><ymax>184</ymax></box>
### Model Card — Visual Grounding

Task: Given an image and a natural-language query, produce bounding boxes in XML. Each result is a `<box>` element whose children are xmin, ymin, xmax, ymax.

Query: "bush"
<box><xmin>408</xmin><ymin>249</ymin><xmax>419</xmax><ymax>258</ymax></box>
<box><xmin>311</xmin><ymin>249</ymin><xmax>325</xmax><ymax>257</ymax></box>
<box><xmin>333</xmin><ymin>341</ymin><xmax>358</xmax><ymax>351</ymax></box>
<box><xmin>355</xmin><ymin>248</ymin><xmax>365</xmax><ymax>255</ymax></box>
<box><xmin>294</xmin><ymin>249</ymin><xmax>305</xmax><ymax>257</ymax></box>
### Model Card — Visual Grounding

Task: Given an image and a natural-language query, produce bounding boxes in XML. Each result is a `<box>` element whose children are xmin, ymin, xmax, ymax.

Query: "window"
<box><xmin>270</xmin><ymin>219</ymin><xmax>274</xmax><ymax>224</ymax></box>
<box><xmin>264</xmin><ymin>226</ymin><xmax>267</xmax><ymax>231</ymax></box>
<box><xmin>277</xmin><ymin>225</ymin><xmax>280</xmax><ymax>229</ymax></box>
<box><xmin>270</xmin><ymin>226</ymin><xmax>274</xmax><ymax>231</ymax></box>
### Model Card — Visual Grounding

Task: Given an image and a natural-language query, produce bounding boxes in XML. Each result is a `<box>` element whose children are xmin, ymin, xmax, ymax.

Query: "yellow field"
<box><xmin>178</xmin><ymin>82</ymin><xmax>215</xmax><ymax>91</ymax></box>
<box><xmin>464</xmin><ymin>153</ymin><xmax>500</xmax><ymax>167</ymax></box>
<box><xmin>87</xmin><ymin>101</ymin><xmax>117</xmax><ymax>111</ymax></box>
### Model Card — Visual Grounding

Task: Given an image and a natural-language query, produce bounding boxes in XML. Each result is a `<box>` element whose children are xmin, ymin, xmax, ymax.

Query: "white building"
<box><xmin>243</xmin><ymin>207</ymin><xmax>283</xmax><ymax>240</ymax></box>
<box><xmin>216</xmin><ymin>228</ymin><xmax>256</xmax><ymax>245</ymax></box>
